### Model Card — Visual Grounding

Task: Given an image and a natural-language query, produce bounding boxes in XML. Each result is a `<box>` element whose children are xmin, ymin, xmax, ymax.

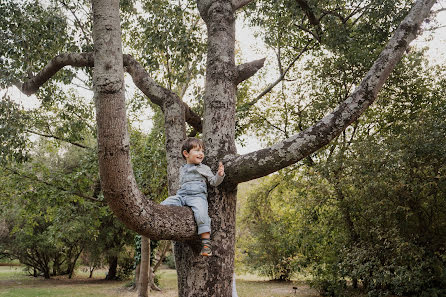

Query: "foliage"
<box><xmin>0</xmin><ymin>0</ymin><xmax>78</xmax><ymax>88</ymax></box>
<box><xmin>239</xmin><ymin>59</ymin><xmax>446</xmax><ymax>295</ymax></box>
<box><xmin>0</xmin><ymin>138</ymin><xmax>135</xmax><ymax>279</ymax></box>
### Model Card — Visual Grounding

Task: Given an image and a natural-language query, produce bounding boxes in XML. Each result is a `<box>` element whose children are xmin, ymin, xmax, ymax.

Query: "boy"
<box><xmin>161</xmin><ymin>137</ymin><xmax>224</xmax><ymax>256</ymax></box>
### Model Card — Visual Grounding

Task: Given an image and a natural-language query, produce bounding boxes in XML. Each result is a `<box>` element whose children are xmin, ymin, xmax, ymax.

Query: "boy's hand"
<box><xmin>218</xmin><ymin>162</ymin><xmax>225</xmax><ymax>177</ymax></box>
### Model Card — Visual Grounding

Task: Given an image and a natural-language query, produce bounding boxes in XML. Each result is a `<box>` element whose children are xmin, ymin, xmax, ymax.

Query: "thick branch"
<box><xmin>19</xmin><ymin>53</ymin><xmax>94</xmax><ymax>96</ymax></box>
<box><xmin>232</xmin><ymin>0</ymin><xmax>254</xmax><ymax>11</ymax></box>
<box><xmin>16</xmin><ymin>53</ymin><xmax>203</xmax><ymax>133</ymax></box>
<box><xmin>235</xmin><ymin>58</ymin><xmax>266</xmax><ymax>85</ymax></box>
<box><xmin>226</xmin><ymin>0</ymin><xmax>436</xmax><ymax>184</ymax></box>
<box><xmin>295</xmin><ymin>0</ymin><xmax>320</xmax><ymax>26</ymax></box>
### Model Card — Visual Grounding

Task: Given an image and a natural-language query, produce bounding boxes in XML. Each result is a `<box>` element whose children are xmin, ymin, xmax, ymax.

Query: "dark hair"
<box><xmin>181</xmin><ymin>138</ymin><xmax>203</xmax><ymax>159</ymax></box>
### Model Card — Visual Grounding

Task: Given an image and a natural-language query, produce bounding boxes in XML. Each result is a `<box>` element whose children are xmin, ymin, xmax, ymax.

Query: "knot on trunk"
<box><xmin>96</xmin><ymin>75</ymin><xmax>123</xmax><ymax>94</ymax></box>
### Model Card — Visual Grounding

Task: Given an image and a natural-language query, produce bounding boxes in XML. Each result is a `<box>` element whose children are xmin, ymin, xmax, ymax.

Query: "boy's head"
<box><xmin>181</xmin><ymin>137</ymin><xmax>204</xmax><ymax>164</ymax></box>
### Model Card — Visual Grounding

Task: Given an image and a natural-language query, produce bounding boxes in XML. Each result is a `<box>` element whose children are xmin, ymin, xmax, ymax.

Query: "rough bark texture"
<box><xmin>91</xmin><ymin>0</ymin><xmax>197</xmax><ymax>241</ymax></box>
<box><xmin>235</xmin><ymin>58</ymin><xmax>266</xmax><ymax>85</ymax></box>
<box><xmin>170</xmin><ymin>1</ymin><xmax>240</xmax><ymax>296</ymax></box>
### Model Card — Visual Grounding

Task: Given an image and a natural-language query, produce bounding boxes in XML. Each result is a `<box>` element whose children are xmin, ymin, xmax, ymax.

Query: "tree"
<box><xmin>5</xmin><ymin>0</ymin><xmax>439</xmax><ymax>295</ymax></box>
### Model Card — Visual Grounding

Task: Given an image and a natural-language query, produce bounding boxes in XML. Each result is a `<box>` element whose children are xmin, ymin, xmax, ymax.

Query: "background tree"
<box><xmin>1</xmin><ymin>0</ymin><xmax>440</xmax><ymax>295</ymax></box>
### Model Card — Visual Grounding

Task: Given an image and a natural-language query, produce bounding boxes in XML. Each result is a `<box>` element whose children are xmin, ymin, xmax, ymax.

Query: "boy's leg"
<box><xmin>185</xmin><ymin>196</ymin><xmax>211</xmax><ymax>235</ymax></box>
<box><xmin>185</xmin><ymin>196</ymin><xmax>212</xmax><ymax>256</ymax></box>
<box><xmin>160</xmin><ymin>195</ymin><xmax>184</xmax><ymax>206</ymax></box>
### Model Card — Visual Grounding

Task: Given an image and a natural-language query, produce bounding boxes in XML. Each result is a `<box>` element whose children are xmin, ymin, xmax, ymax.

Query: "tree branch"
<box><xmin>4</xmin><ymin>167</ymin><xmax>104</xmax><ymax>204</ymax></box>
<box><xmin>295</xmin><ymin>0</ymin><xmax>320</xmax><ymax>26</ymax></box>
<box><xmin>232</xmin><ymin>0</ymin><xmax>255</xmax><ymax>11</ymax></box>
<box><xmin>235</xmin><ymin>58</ymin><xmax>266</xmax><ymax>85</ymax></box>
<box><xmin>240</xmin><ymin>41</ymin><xmax>313</xmax><ymax>110</ymax></box>
<box><xmin>19</xmin><ymin>53</ymin><xmax>94</xmax><ymax>96</ymax></box>
<box><xmin>15</xmin><ymin>53</ymin><xmax>203</xmax><ymax>133</ymax></box>
<box><xmin>225</xmin><ymin>0</ymin><xmax>437</xmax><ymax>184</ymax></box>
<box><xmin>25</xmin><ymin>129</ymin><xmax>92</xmax><ymax>149</ymax></box>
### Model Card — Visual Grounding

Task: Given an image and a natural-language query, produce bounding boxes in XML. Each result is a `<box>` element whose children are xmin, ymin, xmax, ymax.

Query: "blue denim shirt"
<box><xmin>177</xmin><ymin>163</ymin><xmax>225</xmax><ymax>196</ymax></box>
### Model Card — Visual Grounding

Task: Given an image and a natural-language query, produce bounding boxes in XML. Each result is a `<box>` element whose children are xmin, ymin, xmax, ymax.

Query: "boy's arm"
<box><xmin>197</xmin><ymin>164</ymin><xmax>225</xmax><ymax>187</ymax></box>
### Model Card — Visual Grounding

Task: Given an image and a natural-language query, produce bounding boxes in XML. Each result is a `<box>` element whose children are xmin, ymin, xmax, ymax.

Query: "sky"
<box><xmin>3</xmin><ymin>1</ymin><xmax>446</xmax><ymax>155</ymax></box>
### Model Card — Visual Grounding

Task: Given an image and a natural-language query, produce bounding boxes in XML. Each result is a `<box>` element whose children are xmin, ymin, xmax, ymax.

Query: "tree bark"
<box><xmin>137</xmin><ymin>236</ymin><xmax>150</xmax><ymax>297</ymax></box>
<box><xmin>134</xmin><ymin>263</ymin><xmax>141</xmax><ymax>290</ymax></box>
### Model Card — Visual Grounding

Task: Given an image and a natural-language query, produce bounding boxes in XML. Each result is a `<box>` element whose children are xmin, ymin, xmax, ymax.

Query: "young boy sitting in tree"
<box><xmin>161</xmin><ymin>137</ymin><xmax>224</xmax><ymax>256</ymax></box>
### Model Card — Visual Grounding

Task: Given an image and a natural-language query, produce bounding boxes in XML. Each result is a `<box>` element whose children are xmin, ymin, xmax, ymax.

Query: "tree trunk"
<box><xmin>106</xmin><ymin>255</ymin><xmax>118</xmax><ymax>280</ymax></box>
<box><xmin>89</xmin><ymin>267</ymin><xmax>95</xmax><ymax>278</ymax></box>
<box><xmin>174</xmin><ymin>187</ymin><xmax>238</xmax><ymax>296</ymax></box>
<box><xmin>138</xmin><ymin>236</ymin><xmax>150</xmax><ymax>297</ymax></box>
<box><xmin>134</xmin><ymin>263</ymin><xmax>141</xmax><ymax>290</ymax></box>
<box><xmin>169</xmin><ymin>1</ymin><xmax>239</xmax><ymax>296</ymax></box>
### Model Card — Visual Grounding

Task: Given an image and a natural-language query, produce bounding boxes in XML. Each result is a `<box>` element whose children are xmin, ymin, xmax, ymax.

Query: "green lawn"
<box><xmin>0</xmin><ymin>266</ymin><xmax>319</xmax><ymax>297</ymax></box>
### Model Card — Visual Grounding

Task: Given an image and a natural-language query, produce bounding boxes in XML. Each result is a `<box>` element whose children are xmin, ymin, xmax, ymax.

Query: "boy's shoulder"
<box><xmin>197</xmin><ymin>163</ymin><xmax>211</xmax><ymax>170</ymax></box>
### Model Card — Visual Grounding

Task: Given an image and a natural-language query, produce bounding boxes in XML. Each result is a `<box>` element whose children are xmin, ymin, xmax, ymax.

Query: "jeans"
<box><xmin>161</xmin><ymin>181</ymin><xmax>211</xmax><ymax>234</ymax></box>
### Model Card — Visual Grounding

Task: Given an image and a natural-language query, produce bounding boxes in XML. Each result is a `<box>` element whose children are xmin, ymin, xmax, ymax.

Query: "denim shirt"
<box><xmin>177</xmin><ymin>163</ymin><xmax>225</xmax><ymax>196</ymax></box>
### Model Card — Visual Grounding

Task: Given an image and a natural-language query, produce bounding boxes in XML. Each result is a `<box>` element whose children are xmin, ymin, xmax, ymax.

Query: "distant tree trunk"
<box><xmin>89</xmin><ymin>266</ymin><xmax>95</xmax><ymax>278</ymax></box>
<box><xmin>67</xmin><ymin>248</ymin><xmax>82</xmax><ymax>279</ymax></box>
<box><xmin>52</xmin><ymin>254</ymin><xmax>61</xmax><ymax>276</ymax></box>
<box><xmin>106</xmin><ymin>255</ymin><xmax>118</xmax><ymax>280</ymax></box>
<box><xmin>137</xmin><ymin>236</ymin><xmax>150</xmax><ymax>297</ymax></box>
<box><xmin>134</xmin><ymin>263</ymin><xmax>141</xmax><ymax>290</ymax></box>
<box><xmin>43</xmin><ymin>266</ymin><xmax>51</xmax><ymax>279</ymax></box>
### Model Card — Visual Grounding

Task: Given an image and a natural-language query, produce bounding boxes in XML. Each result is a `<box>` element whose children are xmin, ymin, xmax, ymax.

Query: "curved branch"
<box><xmin>225</xmin><ymin>0</ymin><xmax>436</xmax><ymax>184</ymax></box>
<box><xmin>19</xmin><ymin>53</ymin><xmax>94</xmax><ymax>96</ymax></box>
<box><xmin>235</xmin><ymin>58</ymin><xmax>266</xmax><ymax>85</ymax></box>
<box><xmin>16</xmin><ymin>53</ymin><xmax>203</xmax><ymax>133</ymax></box>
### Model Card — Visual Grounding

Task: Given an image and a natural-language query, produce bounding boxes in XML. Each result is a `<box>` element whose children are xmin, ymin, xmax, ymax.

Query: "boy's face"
<box><xmin>183</xmin><ymin>145</ymin><xmax>204</xmax><ymax>165</ymax></box>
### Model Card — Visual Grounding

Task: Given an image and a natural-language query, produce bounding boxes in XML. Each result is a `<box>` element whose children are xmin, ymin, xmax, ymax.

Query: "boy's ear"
<box><xmin>182</xmin><ymin>150</ymin><xmax>189</xmax><ymax>158</ymax></box>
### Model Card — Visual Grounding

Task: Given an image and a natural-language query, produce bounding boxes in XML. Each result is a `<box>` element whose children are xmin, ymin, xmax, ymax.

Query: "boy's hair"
<box><xmin>181</xmin><ymin>137</ymin><xmax>203</xmax><ymax>159</ymax></box>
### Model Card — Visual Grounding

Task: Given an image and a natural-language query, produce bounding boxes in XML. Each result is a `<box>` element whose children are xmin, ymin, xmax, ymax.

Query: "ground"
<box><xmin>0</xmin><ymin>265</ymin><xmax>320</xmax><ymax>297</ymax></box>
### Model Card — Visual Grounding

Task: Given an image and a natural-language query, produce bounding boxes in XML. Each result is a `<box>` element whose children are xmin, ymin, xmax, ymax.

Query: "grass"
<box><xmin>0</xmin><ymin>266</ymin><xmax>319</xmax><ymax>297</ymax></box>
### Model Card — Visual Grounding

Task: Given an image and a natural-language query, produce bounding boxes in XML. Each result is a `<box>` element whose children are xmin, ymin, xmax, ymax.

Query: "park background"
<box><xmin>1</xmin><ymin>0</ymin><xmax>446</xmax><ymax>296</ymax></box>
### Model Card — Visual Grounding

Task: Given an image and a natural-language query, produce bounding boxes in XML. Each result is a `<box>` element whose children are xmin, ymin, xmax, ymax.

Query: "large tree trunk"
<box><xmin>174</xmin><ymin>187</ymin><xmax>238</xmax><ymax>296</ymax></box>
<box><xmin>169</xmin><ymin>1</ymin><xmax>239</xmax><ymax>296</ymax></box>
